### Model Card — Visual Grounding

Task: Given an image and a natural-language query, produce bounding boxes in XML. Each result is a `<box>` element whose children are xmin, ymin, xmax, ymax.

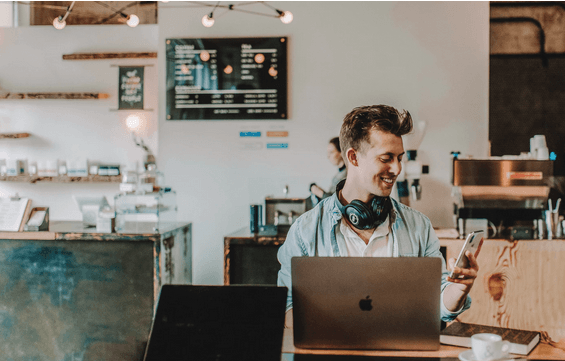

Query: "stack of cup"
<box><xmin>530</xmin><ymin>135</ymin><xmax>549</xmax><ymax>160</ymax></box>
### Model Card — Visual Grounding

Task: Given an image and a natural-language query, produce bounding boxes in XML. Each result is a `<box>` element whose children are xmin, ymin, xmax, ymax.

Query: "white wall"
<box><xmin>0</xmin><ymin>25</ymin><xmax>158</xmax><ymax>219</ymax></box>
<box><xmin>158</xmin><ymin>2</ymin><xmax>490</xmax><ymax>285</ymax></box>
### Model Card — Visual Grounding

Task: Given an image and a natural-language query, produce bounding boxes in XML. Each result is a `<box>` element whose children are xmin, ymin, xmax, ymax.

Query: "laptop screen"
<box><xmin>144</xmin><ymin>285</ymin><xmax>287</xmax><ymax>361</ymax></box>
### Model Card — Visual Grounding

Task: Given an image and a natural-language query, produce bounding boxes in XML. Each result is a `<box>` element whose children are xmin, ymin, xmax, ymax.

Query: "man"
<box><xmin>277</xmin><ymin>105</ymin><xmax>478</xmax><ymax>328</ymax></box>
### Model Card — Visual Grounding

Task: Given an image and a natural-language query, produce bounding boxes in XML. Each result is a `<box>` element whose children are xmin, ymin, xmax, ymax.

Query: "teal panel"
<box><xmin>0</xmin><ymin>239</ymin><xmax>154</xmax><ymax>361</ymax></box>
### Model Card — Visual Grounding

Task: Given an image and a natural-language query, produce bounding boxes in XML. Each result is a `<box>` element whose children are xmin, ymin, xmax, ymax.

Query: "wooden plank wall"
<box><xmin>441</xmin><ymin>239</ymin><xmax>565</xmax><ymax>342</ymax></box>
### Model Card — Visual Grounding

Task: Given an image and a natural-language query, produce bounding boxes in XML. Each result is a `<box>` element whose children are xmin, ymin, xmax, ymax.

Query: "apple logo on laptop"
<box><xmin>359</xmin><ymin>296</ymin><xmax>373</xmax><ymax>311</ymax></box>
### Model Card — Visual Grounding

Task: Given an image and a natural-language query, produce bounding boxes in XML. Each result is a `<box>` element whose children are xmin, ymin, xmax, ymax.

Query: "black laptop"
<box><xmin>143</xmin><ymin>284</ymin><xmax>287</xmax><ymax>361</ymax></box>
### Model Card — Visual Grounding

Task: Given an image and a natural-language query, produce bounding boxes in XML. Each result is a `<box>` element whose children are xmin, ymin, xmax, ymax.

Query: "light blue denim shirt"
<box><xmin>277</xmin><ymin>192</ymin><xmax>471</xmax><ymax>322</ymax></box>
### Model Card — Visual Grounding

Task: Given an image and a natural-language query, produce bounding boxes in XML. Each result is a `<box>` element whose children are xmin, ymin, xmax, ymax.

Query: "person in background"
<box><xmin>310</xmin><ymin>137</ymin><xmax>347</xmax><ymax>200</ymax></box>
<box><xmin>278</xmin><ymin>104</ymin><xmax>478</xmax><ymax>328</ymax></box>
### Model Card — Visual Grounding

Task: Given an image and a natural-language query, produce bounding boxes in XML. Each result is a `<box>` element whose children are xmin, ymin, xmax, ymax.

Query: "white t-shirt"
<box><xmin>339</xmin><ymin>216</ymin><xmax>392</xmax><ymax>257</ymax></box>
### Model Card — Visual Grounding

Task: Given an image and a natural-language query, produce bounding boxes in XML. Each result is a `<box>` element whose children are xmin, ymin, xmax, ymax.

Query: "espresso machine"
<box><xmin>452</xmin><ymin>157</ymin><xmax>553</xmax><ymax>239</ymax></box>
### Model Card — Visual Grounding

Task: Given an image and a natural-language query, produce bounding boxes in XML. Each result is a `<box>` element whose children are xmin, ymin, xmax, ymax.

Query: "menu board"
<box><xmin>118</xmin><ymin>66</ymin><xmax>144</xmax><ymax>110</ymax></box>
<box><xmin>166</xmin><ymin>37</ymin><xmax>287</xmax><ymax>120</ymax></box>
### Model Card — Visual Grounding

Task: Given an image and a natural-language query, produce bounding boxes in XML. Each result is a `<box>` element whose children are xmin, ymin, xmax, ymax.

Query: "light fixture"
<box><xmin>224</xmin><ymin>65</ymin><xmax>233</xmax><ymax>74</ymax></box>
<box><xmin>53</xmin><ymin>16</ymin><xmax>66</xmax><ymax>30</ymax></box>
<box><xmin>125</xmin><ymin>114</ymin><xmax>142</xmax><ymax>133</ymax></box>
<box><xmin>278</xmin><ymin>10</ymin><xmax>293</xmax><ymax>24</ymax></box>
<box><xmin>126</xmin><ymin>14</ymin><xmax>140</xmax><ymax>27</ymax></box>
<box><xmin>202</xmin><ymin>13</ymin><xmax>215</xmax><ymax>27</ymax></box>
<box><xmin>52</xmin><ymin>1</ymin><xmax>75</xmax><ymax>30</ymax></box>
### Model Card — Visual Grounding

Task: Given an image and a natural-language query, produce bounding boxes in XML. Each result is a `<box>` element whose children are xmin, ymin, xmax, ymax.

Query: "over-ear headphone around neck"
<box><xmin>336</xmin><ymin>180</ymin><xmax>392</xmax><ymax>230</ymax></box>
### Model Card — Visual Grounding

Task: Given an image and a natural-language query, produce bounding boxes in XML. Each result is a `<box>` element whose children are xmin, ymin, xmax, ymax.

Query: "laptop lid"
<box><xmin>143</xmin><ymin>284</ymin><xmax>287</xmax><ymax>361</ymax></box>
<box><xmin>291</xmin><ymin>257</ymin><xmax>441</xmax><ymax>351</ymax></box>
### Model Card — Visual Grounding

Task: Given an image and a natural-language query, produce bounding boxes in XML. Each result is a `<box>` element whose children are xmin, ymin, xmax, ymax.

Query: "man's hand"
<box><xmin>310</xmin><ymin>184</ymin><xmax>325</xmax><ymax>199</ymax></box>
<box><xmin>443</xmin><ymin>251</ymin><xmax>479</xmax><ymax>312</ymax></box>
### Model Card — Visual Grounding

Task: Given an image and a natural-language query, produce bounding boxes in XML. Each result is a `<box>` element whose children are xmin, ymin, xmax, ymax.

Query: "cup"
<box><xmin>532</xmin><ymin>134</ymin><xmax>547</xmax><ymax>149</ymax></box>
<box><xmin>471</xmin><ymin>333</ymin><xmax>510</xmax><ymax>361</ymax></box>
<box><xmin>536</xmin><ymin>146</ymin><xmax>549</xmax><ymax>160</ymax></box>
<box><xmin>250</xmin><ymin>204</ymin><xmax>262</xmax><ymax>233</ymax></box>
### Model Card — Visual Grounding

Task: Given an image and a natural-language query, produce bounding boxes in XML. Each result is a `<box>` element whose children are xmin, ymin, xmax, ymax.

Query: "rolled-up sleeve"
<box><xmin>423</xmin><ymin>219</ymin><xmax>471</xmax><ymax>322</ymax></box>
<box><xmin>277</xmin><ymin>221</ymin><xmax>308</xmax><ymax>312</ymax></box>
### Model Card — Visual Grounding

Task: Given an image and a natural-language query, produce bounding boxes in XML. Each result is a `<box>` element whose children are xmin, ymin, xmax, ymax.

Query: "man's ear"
<box><xmin>346</xmin><ymin>148</ymin><xmax>358</xmax><ymax>167</ymax></box>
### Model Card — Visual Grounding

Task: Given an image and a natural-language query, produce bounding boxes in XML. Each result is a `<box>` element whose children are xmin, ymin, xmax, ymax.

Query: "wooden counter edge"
<box><xmin>282</xmin><ymin>328</ymin><xmax>565</xmax><ymax>359</ymax></box>
<box><xmin>0</xmin><ymin>231</ymin><xmax>56</xmax><ymax>240</ymax></box>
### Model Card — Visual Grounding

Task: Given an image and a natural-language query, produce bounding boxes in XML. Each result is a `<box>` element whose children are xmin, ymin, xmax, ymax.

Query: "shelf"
<box><xmin>62</xmin><ymin>52</ymin><xmax>157</xmax><ymax>60</ymax></box>
<box><xmin>0</xmin><ymin>93</ymin><xmax>109</xmax><ymax>100</ymax></box>
<box><xmin>0</xmin><ymin>133</ymin><xmax>31</xmax><ymax>139</ymax></box>
<box><xmin>0</xmin><ymin>175</ymin><xmax>121</xmax><ymax>184</ymax></box>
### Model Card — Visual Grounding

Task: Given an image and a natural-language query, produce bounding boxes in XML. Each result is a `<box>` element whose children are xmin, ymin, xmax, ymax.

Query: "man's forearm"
<box><xmin>443</xmin><ymin>283</ymin><xmax>468</xmax><ymax>312</ymax></box>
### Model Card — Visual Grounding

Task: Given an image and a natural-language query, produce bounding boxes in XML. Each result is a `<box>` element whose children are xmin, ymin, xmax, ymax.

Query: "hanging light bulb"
<box><xmin>126</xmin><ymin>14</ymin><xmax>140</xmax><ymax>27</ymax></box>
<box><xmin>52</xmin><ymin>16</ymin><xmax>66</xmax><ymax>30</ymax></box>
<box><xmin>279</xmin><ymin>11</ymin><xmax>293</xmax><ymax>24</ymax></box>
<box><xmin>202</xmin><ymin>13</ymin><xmax>215</xmax><ymax>27</ymax></box>
<box><xmin>51</xmin><ymin>1</ymin><xmax>75</xmax><ymax>30</ymax></box>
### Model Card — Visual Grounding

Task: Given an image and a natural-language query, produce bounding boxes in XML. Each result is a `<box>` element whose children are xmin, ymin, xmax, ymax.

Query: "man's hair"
<box><xmin>329</xmin><ymin>137</ymin><xmax>341</xmax><ymax>153</ymax></box>
<box><xmin>339</xmin><ymin>105</ymin><xmax>413</xmax><ymax>159</ymax></box>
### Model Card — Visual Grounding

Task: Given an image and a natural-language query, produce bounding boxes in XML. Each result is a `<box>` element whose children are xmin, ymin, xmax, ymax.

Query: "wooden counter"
<box><xmin>0</xmin><ymin>221</ymin><xmax>192</xmax><ymax>361</ymax></box>
<box><xmin>440</xmin><ymin>238</ymin><xmax>565</xmax><ymax>343</ymax></box>
<box><xmin>282</xmin><ymin>328</ymin><xmax>565</xmax><ymax>359</ymax></box>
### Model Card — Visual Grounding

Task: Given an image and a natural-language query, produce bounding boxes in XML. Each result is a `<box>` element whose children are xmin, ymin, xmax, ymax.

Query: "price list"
<box><xmin>166</xmin><ymin>37</ymin><xmax>287</xmax><ymax>120</ymax></box>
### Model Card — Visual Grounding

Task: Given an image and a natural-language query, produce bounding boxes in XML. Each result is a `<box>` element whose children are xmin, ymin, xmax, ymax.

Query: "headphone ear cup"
<box><xmin>344</xmin><ymin>200</ymin><xmax>375</xmax><ymax>230</ymax></box>
<box><xmin>371</xmin><ymin>196</ymin><xmax>392</xmax><ymax>218</ymax></box>
<box><xmin>370</xmin><ymin>196</ymin><xmax>392</xmax><ymax>227</ymax></box>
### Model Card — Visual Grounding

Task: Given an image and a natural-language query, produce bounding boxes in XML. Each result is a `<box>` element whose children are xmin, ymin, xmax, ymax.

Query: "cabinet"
<box><xmin>0</xmin><ymin>221</ymin><xmax>191</xmax><ymax>360</ymax></box>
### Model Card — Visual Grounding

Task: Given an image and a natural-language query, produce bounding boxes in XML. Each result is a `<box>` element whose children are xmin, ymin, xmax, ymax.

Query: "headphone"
<box><xmin>336</xmin><ymin>179</ymin><xmax>392</xmax><ymax>230</ymax></box>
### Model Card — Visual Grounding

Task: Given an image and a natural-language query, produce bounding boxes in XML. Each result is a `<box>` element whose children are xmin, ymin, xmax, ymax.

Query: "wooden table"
<box><xmin>440</xmin><ymin>238</ymin><xmax>565</xmax><ymax>342</ymax></box>
<box><xmin>282</xmin><ymin>328</ymin><xmax>565</xmax><ymax>359</ymax></box>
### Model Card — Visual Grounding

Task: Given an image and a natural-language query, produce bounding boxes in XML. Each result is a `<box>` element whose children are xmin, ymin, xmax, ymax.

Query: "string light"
<box><xmin>126</xmin><ymin>14</ymin><xmax>140</xmax><ymax>27</ymax></box>
<box><xmin>202</xmin><ymin>13</ymin><xmax>215</xmax><ymax>27</ymax></box>
<box><xmin>278</xmin><ymin>10</ymin><xmax>293</xmax><ymax>24</ymax></box>
<box><xmin>53</xmin><ymin>16</ymin><xmax>66</xmax><ymax>30</ymax></box>
<box><xmin>52</xmin><ymin>1</ymin><xmax>75</xmax><ymax>30</ymax></box>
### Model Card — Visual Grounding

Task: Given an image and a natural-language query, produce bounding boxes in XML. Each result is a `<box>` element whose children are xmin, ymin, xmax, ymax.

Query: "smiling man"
<box><xmin>277</xmin><ymin>104</ymin><xmax>478</xmax><ymax>327</ymax></box>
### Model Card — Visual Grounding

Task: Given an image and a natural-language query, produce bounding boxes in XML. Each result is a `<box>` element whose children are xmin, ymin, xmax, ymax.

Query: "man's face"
<box><xmin>354</xmin><ymin>129</ymin><xmax>404</xmax><ymax>197</ymax></box>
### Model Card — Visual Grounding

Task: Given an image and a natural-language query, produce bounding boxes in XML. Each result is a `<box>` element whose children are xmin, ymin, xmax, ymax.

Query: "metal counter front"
<box><xmin>0</xmin><ymin>221</ymin><xmax>192</xmax><ymax>361</ymax></box>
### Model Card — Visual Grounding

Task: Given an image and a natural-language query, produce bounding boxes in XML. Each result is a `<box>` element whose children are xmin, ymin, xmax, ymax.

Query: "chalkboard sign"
<box><xmin>119</xmin><ymin>66</ymin><xmax>144</xmax><ymax>110</ymax></box>
<box><xmin>166</xmin><ymin>37</ymin><xmax>287</xmax><ymax>120</ymax></box>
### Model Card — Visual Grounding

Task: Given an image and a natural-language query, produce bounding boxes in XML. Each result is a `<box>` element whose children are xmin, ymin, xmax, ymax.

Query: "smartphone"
<box><xmin>449</xmin><ymin>230</ymin><xmax>484</xmax><ymax>279</ymax></box>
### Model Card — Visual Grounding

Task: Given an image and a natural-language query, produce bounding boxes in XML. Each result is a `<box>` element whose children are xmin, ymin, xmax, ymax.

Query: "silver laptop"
<box><xmin>291</xmin><ymin>257</ymin><xmax>441</xmax><ymax>351</ymax></box>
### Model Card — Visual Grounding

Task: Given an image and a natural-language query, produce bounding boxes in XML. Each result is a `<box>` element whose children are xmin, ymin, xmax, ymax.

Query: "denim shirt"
<box><xmin>276</xmin><ymin>192</ymin><xmax>471</xmax><ymax>322</ymax></box>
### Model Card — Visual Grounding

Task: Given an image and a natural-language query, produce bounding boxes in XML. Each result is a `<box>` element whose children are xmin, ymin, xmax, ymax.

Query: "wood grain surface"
<box><xmin>0</xmin><ymin>175</ymin><xmax>121</xmax><ymax>183</ymax></box>
<box><xmin>440</xmin><ymin>239</ymin><xmax>565</xmax><ymax>342</ymax></box>
<box><xmin>0</xmin><ymin>93</ymin><xmax>109</xmax><ymax>99</ymax></box>
<box><xmin>0</xmin><ymin>133</ymin><xmax>30</xmax><ymax>139</ymax></box>
<box><xmin>62</xmin><ymin>52</ymin><xmax>157</xmax><ymax>60</ymax></box>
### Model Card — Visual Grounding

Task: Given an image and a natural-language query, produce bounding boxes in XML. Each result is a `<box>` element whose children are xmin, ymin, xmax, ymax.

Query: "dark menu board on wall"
<box><xmin>118</xmin><ymin>66</ymin><xmax>144</xmax><ymax>110</ymax></box>
<box><xmin>166</xmin><ymin>37</ymin><xmax>287</xmax><ymax>120</ymax></box>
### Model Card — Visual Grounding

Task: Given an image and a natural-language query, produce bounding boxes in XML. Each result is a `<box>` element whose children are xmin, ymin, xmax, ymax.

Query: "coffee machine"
<box><xmin>452</xmin><ymin>156</ymin><xmax>553</xmax><ymax>239</ymax></box>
